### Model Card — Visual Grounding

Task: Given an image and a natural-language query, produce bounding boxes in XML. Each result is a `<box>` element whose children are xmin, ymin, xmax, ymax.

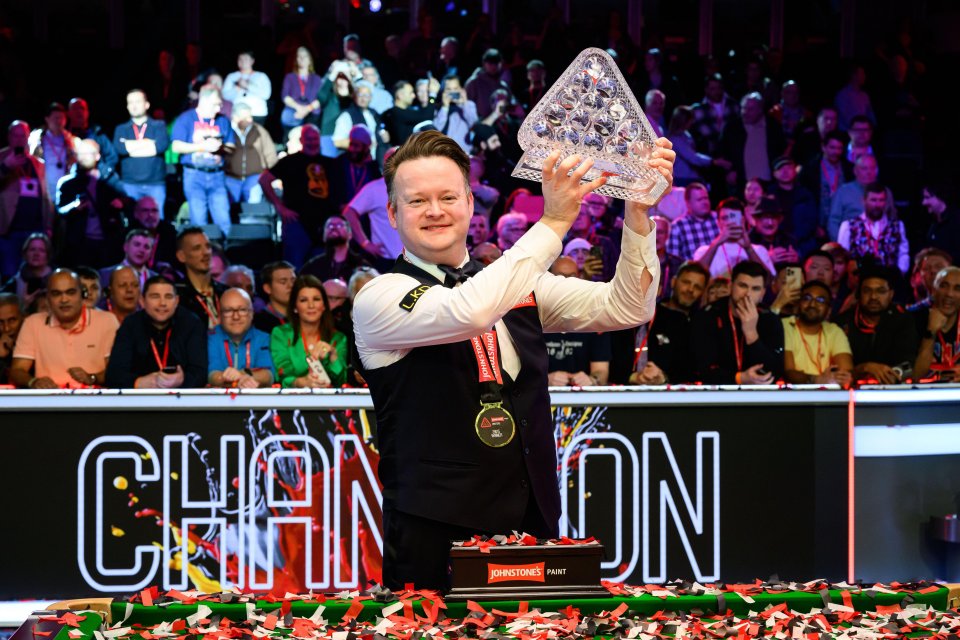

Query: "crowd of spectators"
<box><xmin>0</xmin><ymin>12</ymin><xmax>958</xmax><ymax>389</ymax></box>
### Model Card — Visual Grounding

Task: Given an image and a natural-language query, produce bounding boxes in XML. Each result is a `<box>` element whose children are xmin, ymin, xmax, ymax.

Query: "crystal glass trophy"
<box><xmin>512</xmin><ymin>48</ymin><xmax>668</xmax><ymax>204</ymax></box>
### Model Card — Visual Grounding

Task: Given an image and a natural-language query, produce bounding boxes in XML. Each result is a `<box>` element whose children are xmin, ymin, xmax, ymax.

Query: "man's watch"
<box><xmin>243</xmin><ymin>368</ymin><xmax>254</xmax><ymax>377</ymax></box>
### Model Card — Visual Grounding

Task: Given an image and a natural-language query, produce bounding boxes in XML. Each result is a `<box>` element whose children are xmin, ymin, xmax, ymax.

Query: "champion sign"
<box><xmin>487</xmin><ymin>562</ymin><xmax>546</xmax><ymax>583</ymax></box>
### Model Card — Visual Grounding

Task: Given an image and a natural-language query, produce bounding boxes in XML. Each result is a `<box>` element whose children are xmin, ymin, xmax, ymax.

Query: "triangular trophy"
<box><xmin>512</xmin><ymin>47</ymin><xmax>668</xmax><ymax>204</ymax></box>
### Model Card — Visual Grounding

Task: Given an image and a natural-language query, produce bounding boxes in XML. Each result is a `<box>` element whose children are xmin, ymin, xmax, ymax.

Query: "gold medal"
<box><xmin>475</xmin><ymin>402</ymin><xmax>516</xmax><ymax>447</ymax></box>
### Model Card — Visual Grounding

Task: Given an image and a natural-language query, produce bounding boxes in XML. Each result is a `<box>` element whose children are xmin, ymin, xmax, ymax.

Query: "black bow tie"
<box><xmin>438</xmin><ymin>260</ymin><xmax>481</xmax><ymax>288</ymax></box>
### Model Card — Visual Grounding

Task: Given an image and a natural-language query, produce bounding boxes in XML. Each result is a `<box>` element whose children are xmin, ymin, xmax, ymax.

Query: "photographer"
<box><xmin>432</xmin><ymin>76</ymin><xmax>477</xmax><ymax>153</ymax></box>
<box><xmin>693</xmin><ymin>197</ymin><xmax>775</xmax><ymax>279</ymax></box>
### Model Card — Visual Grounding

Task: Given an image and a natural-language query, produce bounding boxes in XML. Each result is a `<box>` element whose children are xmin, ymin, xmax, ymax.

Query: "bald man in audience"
<box><xmin>106</xmin><ymin>265</ymin><xmax>141</xmax><ymax>324</ymax></box>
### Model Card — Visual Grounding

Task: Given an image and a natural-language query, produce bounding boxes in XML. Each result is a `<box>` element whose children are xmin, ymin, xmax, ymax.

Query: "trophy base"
<box><xmin>512</xmin><ymin>149</ymin><xmax>668</xmax><ymax>205</ymax></box>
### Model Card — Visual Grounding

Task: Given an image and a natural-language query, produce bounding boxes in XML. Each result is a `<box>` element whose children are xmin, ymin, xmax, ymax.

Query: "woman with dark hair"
<box><xmin>1</xmin><ymin>233</ymin><xmax>54</xmax><ymax>311</ymax></box>
<box><xmin>269</xmin><ymin>274</ymin><xmax>347</xmax><ymax>387</ymax></box>
<box><xmin>318</xmin><ymin>68</ymin><xmax>355</xmax><ymax>157</ymax></box>
<box><xmin>280</xmin><ymin>46</ymin><xmax>323</xmax><ymax>135</ymax></box>
<box><xmin>667</xmin><ymin>105</ymin><xmax>730</xmax><ymax>187</ymax></box>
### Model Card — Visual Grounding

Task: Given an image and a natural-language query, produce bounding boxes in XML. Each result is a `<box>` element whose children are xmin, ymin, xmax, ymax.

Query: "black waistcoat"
<box><xmin>357</xmin><ymin>258</ymin><xmax>560</xmax><ymax>534</ymax></box>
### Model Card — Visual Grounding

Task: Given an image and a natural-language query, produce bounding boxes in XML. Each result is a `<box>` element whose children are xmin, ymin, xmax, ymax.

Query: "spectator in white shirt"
<box><xmin>432</xmin><ymin>76</ymin><xmax>478</xmax><ymax>153</ymax></box>
<box><xmin>222</xmin><ymin>51</ymin><xmax>272</xmax><ymax>123</ymax></box>
<box><xmin>694</xmin><ymin>197</ymin><xmax>776</xmax><ymax>278</ymax></box>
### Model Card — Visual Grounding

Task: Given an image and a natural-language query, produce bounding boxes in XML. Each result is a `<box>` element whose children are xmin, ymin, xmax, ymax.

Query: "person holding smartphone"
<box><xmin>432</xmin><ymin>76</ymin><xmax>477</xmax><ymax>153</ymax></box>
<box><xmin>693</xmin><ymin>197</ymin><xmax>776</xmax><ymax>279</ymax></box>
<box><xmin>105</xmin><ymin>275</ymin><xmax>208</xmax><ymax>388</ymax></box>
<box><xmin>1</xmin><ymin>120</ymin><xmax>54</xmax><ymax>281</ymax></box>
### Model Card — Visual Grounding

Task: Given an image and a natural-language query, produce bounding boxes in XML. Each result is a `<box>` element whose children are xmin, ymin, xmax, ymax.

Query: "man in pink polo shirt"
<box><xmin>9</xmin><ymin>269</ymin><xmax>119</xmax><ymax>388</ymax></box>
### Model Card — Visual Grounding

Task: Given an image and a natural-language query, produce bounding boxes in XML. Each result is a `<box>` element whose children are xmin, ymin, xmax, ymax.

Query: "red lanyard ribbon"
<box><xmin>132</xmin><ymin>122</ymin><xmax>148</xmax><ymax>141</ymax></box>
<box><xmin>224</xmin><ymin>339</ymin><xmax>251</xmax><ymax>369</ymax></box>
<box><xmin>195</xmin><ymin>293</ymin><xmax>220</xmax><ymax>326</ymax></box>
<box><xmin>728</xmin><ymin>303</ymin><xmax>743</xmax><ymax>371</ymax></box>
<box><xmin>797</xmin><ymin>323</ymin><xmax>826</xmax><ymax>375</ymax></box>
<box><xmin>297</xmin><ymin>75</ymin><xmax>307</xmax><ymax>100</ymax></box>
<box><xmin>470</xmin><ymin>329</ymin><xmax>504</xmax><ymax>402</ymax></box>
<box><xmin>150</xmin><ymin>328</ymin><xmax>172</xmax><ymax>369</ymax></box>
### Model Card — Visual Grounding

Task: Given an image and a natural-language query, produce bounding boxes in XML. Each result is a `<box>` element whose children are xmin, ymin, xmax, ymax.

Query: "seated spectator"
<box><xmin>175</xmin><ymin>227</ymin><xmax>227</xmax><ymax>330</ymax></box>
<box><xmin>544</xmin><ymin>256</ymin><xmax>611</xmax><ymax>386</ymax></box>
<box><xmin>495</xmin><ymin>212</ymin><xmax>528</xmax><ymax>252</ymax></box>
<box><xmin>666</xmin><ymin>105</ymin><xmax>730</xmax><ymax>187</ymax></box>
<box><xmin>837</xmin><ymin>182</ymin><xmax>909</xmax><ymax>273</ymax></box>
<box><xmin>803</xmin><ymin>249</ymin><xmax>836</xmax><ymax>290</ymax></box>
<box><xmin>768</xmin><ymin>155</ymin><xmax>818</xmax><ymax>256</ymax></box>
<box><xmin>1</xmin><ymin>233</ymin><xmax>53</xmax><ymax>310</ymax></box>
<box><xmin>129</xmin><ymin>196</ymin><xmax>176</xmax><ymax>269</ymax></box>
<box><xmin>782</xmin><ymin>280</ymin><xmax>853</xmax><ymax>386</ymax></box>
<box><xmin>77</xmin><ymin>266</ymin><xmax>103</xmax><ymax>309</ymax></box>
<box><xmin>921</xmin><ymin>181</ymin><xmax>960</xmax><ymax>263</ymax></box>
<box><xmin>259</xmin><ymin>125</ymin><xmax>341</xmax><ymax>267</ymax></box>
<box><xmin>333</xmin><ymin>125</ymin><xmax>380</xmax><ymax>205</ymax></box>
<box><xmin>564</xmin><ymin>199</ymin><xmax>618</xmax><ymax>281</ymax></box>
<box><xmin>523</xmin><ymin>59</ymin><xmax>547</xmax><ymax>113</ymax></box>
<box><xmin>704</xmin><ymin>276</ymin><xmax>731</xmax><ymax>306</ymax></box>
<box><xmin>210</xmin><ymin>242</ymin><xmax>228</xmax><ymax>282</ymax></box>
<box><xmin>333</xmin><ymin>83</ymin><xmax>381</xmax><ymax>157</ymax></box>
<box><xmin>170</xmin><ymin>87</ymin><xmax>235</xmax><ymax>236</ymax></box>
<box><xmin>347</xmin><ymin>266</ymin><xmax>379</xmax><ymax>303</ymax></box>
<box><xmin>270</xmin><ymin>274</ymin><xmax>347</xmax><ymax>388</ymax></box>
<box><xmin>694</xmin><ymin>198</ymin><xmax>775</xmax><ymax>278</ymax></box>
<box><xmin>652</xmin><ymin>215</ymin><xmax>684</xmax><ymax>301</ymax></box>
<box><xmin>104</xmin><ymin>265</ymin><xmax>140</xmax><ymax>325</ymax></box>
<box><xmin>821</xmin><ymin>242</ymin><xmax>854</xmax><ymax>313</ymax></box>
<box><xmin>224</xmin><ymin>103</ymin><xmax>277</xmax><ymax>205</ymax></box>
<box><xmin>222</xmin><ymin>51</ymin><xmax>272</xmax><ymax>124</ymax></box>
<box><xmin>324</xmin><ymin>277</ymin><xmax>353</xmax><ymax>347</ymax></box>
<box><xmin>748</xmin><ymin>200</ymin><xmax>798</xmax><ymax>264</ymax></box>
<box><xmin>10</xmin><ymin>269</ymin><xmax>119</xmax><ymax>388</ymax></box>
<box><xmin>433</xmin><ymin>76</ymin><xmax>478</xmax><ymax>153</ymax></box>
<box><xmin>836</xmin><ymin>266</ymin><xmax>918</xmax><ymax>384</ymax></box>
<box><xmin>56</xmin><ymin>138</ymin><xmax>130</xmax><ymax>268</ymax></box>
<box><xmin>113</xmin><ymin>89</ymin><xmax>169</xmax><ymax>215</ymax></box>
<box><xmin>222</xmin><ymin>264</ymin><xmax>257</xmax><ymax>303</ymax></box>
<box><xmin>468</xmin><ymin>213</ymin><xmax>491</xmax><ymax>251</ymax></box>
<box><xmin>768</xmin><ymin>262</ymin><xmax>802</xmax><ymax>317</ymax></box>
<box><xmin>207</xmin><ymin>288</ymin><xmax>274</xmax><ymax>388</ymax></box>
<box><xmin>742</xmin><ymin>178</ymin><xmax>766</xmax><ymax>225</ymax></box>
<box><xmin>105</xmin><ymin>275</ymin><xmax>207</xmax><ymax>388</ymax></box>
<box><xmin>666</xmin><ymin>182</ymin><xmax>718</xmax><ymax>261</ymax></box>
<box><xmin>302</xmin><ymin>216</ymin><xmax>370</xmax><ymax>282</ymax></box>
<box><xmin>0</xmin><ymin>293</ymin><xmax>24</xmax><ymax>384</ymax></box>
<box><xmin>845</xmin><ymin>115</ymin><xmax>875</xmax><ymax>164</ymax></box>
<box><xmin>280</xmin><ymin>46</ymin><xmax>322</xmax><ymax>134</ymax></box>
<box><xmin>908</xmin><ymin>248</ymin><xmax>952</xmax><ymax>311</ymax></box>
<box><xmin>827</xmin><ymin>154</ymin><xmax>895</xmax><ymax>240</ymax></box>
<box><xmin>563</xmin><ymin>238</ymin><xmax>591</xmax><ymax>274</ymax></box>
<box><xmin>692</xmin><ymin>261</ymin><xmax>785</xmax><ymax>384</ymax></box>
<box><xmin>254</xmin><ymin>261</ymin><xmax>296</xmax><ymax>334</ymax></box>
<box><xmin>99</xmin><ymin>228</ymin><xmax>155</xmax><ymax>291</ymax></box>
<box><xmin>1</xmin><ymin>120</ymin><xmax>54</xmax><ymax>281</ymax></box>
<box><xmin>913</xmin><ymin>266</ymin><xmax>960</xmax><ymax>382</ymax></box>
<box><xmin>468</xmin><ymin>155</ymin><xmax>499</xmax><ymax>220</ymax></box>
<box><xmin>475</xmin><ymin>89</ymin><xmax>522</xmax><ymax>165</ymax></box>
<box><xmin>631</xmin><ymin>260</ymin><xmax>709</xmax><ymax>385</ymax></box>
<box><xmin>67</xmin><ymin>97</ymin><xmax>119</xmax><ymax>184</ymax></box>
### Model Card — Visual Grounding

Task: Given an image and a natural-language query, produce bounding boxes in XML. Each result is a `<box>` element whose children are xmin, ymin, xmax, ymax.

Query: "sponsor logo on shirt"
<box><xmin>512</xmin><ymin>292</ymin><xmax>537</xmax><ymax>309</ymax></box>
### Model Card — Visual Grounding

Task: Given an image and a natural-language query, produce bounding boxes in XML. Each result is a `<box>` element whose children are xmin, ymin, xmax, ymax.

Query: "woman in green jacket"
<box><xmin>270</xmin><ymin>274</ymin><xmax>347</xmax><ymax>387</ymax></box>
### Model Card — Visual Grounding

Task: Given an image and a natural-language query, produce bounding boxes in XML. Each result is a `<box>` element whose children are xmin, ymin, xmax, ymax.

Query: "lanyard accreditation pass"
<box><xmin>470</xmin><ymin>328</ymin><xmax>516</xmax><ymax>447</ymax></box>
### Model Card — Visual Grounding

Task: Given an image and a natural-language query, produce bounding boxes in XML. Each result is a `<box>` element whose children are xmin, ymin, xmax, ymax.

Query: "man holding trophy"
<box><xmin>352</xmin><ymin>49</ymin><xmax>677</xmax><ymax>590</ymax></box>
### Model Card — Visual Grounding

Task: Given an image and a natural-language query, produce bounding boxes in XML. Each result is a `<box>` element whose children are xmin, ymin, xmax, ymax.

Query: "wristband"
<box><xmin>243</xmin><ymin>368</ymin><xmax>254</xmax><ymax>376</ymax></box>
<box><xmin>27</xmin><ymin>377</ymin><xmax>37</xmax><ymax>389</ymax></box>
